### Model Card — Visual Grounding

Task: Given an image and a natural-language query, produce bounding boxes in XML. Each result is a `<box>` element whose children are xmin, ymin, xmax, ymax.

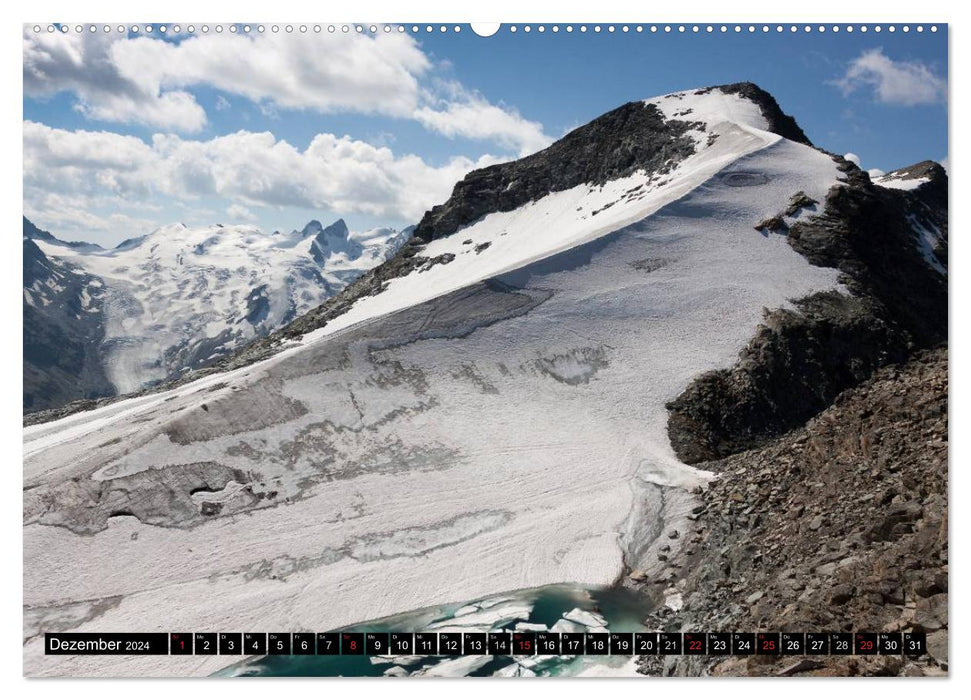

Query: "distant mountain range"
<box><xmin>22</xmin><ymin>216</ymin><xmax>411</xmax><ymax>412</ymax></box>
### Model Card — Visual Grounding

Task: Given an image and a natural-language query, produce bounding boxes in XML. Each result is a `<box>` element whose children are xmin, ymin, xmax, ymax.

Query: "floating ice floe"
<box><xmin>494</xmin><ymin>662</ymin><xmax>538</xmax><ymax>677</ymax></box>
<box><xmin>562</xmin><ymin>607</ymin><xmax>608</xmax><ymax>628</ymax></box>
<box><xmin>550</xmin><ymin>619</ymin><xmax>587</xmax><ymax>634</ymax></box>
<box><xmin>369</xmin><ymin>654</ymin><xmax>424</xmax><ymax>666</ymax></box>
<box><xmin>514</xmin><ymin>622</ymin><xmax>548</xmax><ymax>632</ymax></box>
<box><xmin>415</xmin><ymin>656</ymin><xmax>492</xmax><ymax>677</ymax></box>
<box><xmin>427</xmin><ymin>601</ymin><xmax>533</xmax><ymax>631</ymax></box>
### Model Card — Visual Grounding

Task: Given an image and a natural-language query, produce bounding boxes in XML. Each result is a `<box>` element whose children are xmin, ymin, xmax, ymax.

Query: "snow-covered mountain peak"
<box><xmin>308</xmin><ymin>218</ymin><xmax>347</xmax><ymax>237</ymax></box>
<box><xmin>646</xmin><ymin>82</ymin><xmax>812</xmax><ymax>146</ymax></box>
<box><xmin>873</xmin><ymin>159</ymin><xmax>947</xmax><ymax>191</ymax></box>
<box><xmin>413</xmin><ymin>83</ymin><xmax>809</xmax><ymax>247</ymax></box>
<box><xmin>305</xmin><ymin>217</ymin><xmax>364</xmax><ymax>265</ymax></box>
<box><xmin>300</xmin><ymin>219</ymin><xmax>323</xmax><ymax>236</ymax></box>
<box><xmin>274</xmin><ymin>83</ymin><xmax>820</xmax><ymax>347</ymax></box>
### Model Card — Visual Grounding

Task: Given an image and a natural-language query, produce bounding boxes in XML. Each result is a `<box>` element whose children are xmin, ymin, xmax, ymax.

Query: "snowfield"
<box><xmin>24</xmin><ymin>88</ymin><xmax>846</xmax><ymax>676</ymax></box>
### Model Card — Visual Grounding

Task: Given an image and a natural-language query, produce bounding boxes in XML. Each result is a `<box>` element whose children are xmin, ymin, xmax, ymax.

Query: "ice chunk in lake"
<box><xmin>550</xmin><ymin>619</ymin><xmax>587</xmax><ymax>634</ymax></box>
<box><xmin>515</xmin><ymin>621</ymin><xmax>549</xmax><ymax>632</ymax></box>
<box><xmin>427</xmin><ymin>601</ymin><xmax>533</xmax><ymax>630</ymax></box>
<box><xmin>563</xmin><ymin>607</ymin><xmax>608</xmax><ymax>628</ymax></box>
<box><xmin>417</xmin><ymin>656</ymin><xmax>492</xmax><ymax>677</ymax></box>
<box><xmin>494</xmin><ymin>662</ymin><xmax>538</xmax><ymax>677</ymax></box>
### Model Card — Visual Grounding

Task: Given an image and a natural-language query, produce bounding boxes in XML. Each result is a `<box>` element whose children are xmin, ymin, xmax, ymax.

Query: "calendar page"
<box><xmin>22</xmin><ymin>19</ymin><xmax>948</xmax><ymax>679</ymax></box>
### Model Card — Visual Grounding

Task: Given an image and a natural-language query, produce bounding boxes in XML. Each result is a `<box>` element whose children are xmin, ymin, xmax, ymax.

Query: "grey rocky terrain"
<box><xmin>633</xmin><ymin>347</ymin><xmax>947</xmax><ymax>676</ymax></box>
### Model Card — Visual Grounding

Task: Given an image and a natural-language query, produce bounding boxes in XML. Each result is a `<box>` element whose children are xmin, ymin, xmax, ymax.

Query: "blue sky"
<box><xmin>23</xmin><ymin>24</ymin><xmax>948</xmax><ymax>246</ymax></box>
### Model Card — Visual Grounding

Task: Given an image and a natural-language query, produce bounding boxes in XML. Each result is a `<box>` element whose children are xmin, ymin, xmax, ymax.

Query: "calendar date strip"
<box><xmin>45</xmin><ymin>631</ymin><xmax>927</xmax><ymax>657</ymax></box>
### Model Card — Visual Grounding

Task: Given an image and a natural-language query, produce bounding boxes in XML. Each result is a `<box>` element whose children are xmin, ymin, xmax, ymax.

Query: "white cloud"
<box><xmin>23</xmin><ymin>28</ymin><xmax>552</xmax><ymax>155</ymax></box>
<box><xmin>867</xmin><ymin>168</ymin><xmax>886</xmax><ymax>178</ymax></box>
<box><xmin>226</xmin><ymin>203</ymin><xmax>257</xmax><ymax>222</ymax></box>
<box><xmin>843</xmin><ymin>152</ymin><xmax>861</xmax><ymax>166</ymax></box>
<box><xmin>939</xmin><ymin>156</ymin><xmax>949</xmax><ymax>173</ymax></box>
<box><xmin>23</xmin><ymin>31</ymin><xmax>206</xmax><ymax>131</ymax></box>
<box><xmin>23</xmin><ymin>120</ymin><xmax>503</xmax><ymax>235</ymax></box>
<box><xmin>23</xmin><ymin>188</ymin><xmax>162</xmax><ymax>243</ymax></box>
<box><xmin>110</xmin><ymin>31</ymin><xmax>429</xmax><ymax>120</ymax></box>
<box><xmin>414</xmin><ymin>83</ymin><xmax>552</xmax><ymax>156</ymax></box>
<box><xmin>835</xmin><ymin>49</ymin><xmax>946</xmax><ymax>106</ymax></box>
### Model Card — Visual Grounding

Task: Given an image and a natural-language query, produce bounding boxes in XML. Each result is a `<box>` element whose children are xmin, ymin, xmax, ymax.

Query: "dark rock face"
<box><xmin>244</xmin><ymin>285</ymin><xmax>271</xmax><ymax>326</ymax></box>
<box><xmin>789</xmin><ymin>161</ymin><xmax>947</xmax><ymax>344</ymax></box>
<box><xmin>413</xmin><ymin>101</ymin><xmax>702</xmax><ymax>242</ymax></box>
<box><xmin>667</xmin><ymin>293</ymin><xmax>908</xmax><ymax>464</ymax></box>
<box><xmin>875</xmin><ymin>160</ymin><xmax>948</xmax><ymax>267</ymax></box>
<box><xmin>754</xmin><ymin>214</ymin><xmax>787</xmax><ymax>233</ymax></box>
<box><xmin>23</xmin><ymin>226</ymin><xmax>113</xmax><ymax>413</ymax></box>
<box><xmin>667</xmin><ymin>159</ymin><xmax>947</xmax><ymax>463</ymax></box>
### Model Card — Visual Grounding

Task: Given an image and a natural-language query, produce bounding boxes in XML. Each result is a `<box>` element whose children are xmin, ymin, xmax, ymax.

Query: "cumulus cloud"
<box><xmin>23</xmin><ymin>188</ymin><xmax>162</xmax><ymax>242</ymax></box>
<box><xmin>843</xmin><ymin>152</ymin><xmax>861</xmax><ymax>166</ymax></box>
<box><xmin>226</xmin><ymin>203</ymin><xmax>257</xmax><ymax>222</ymax></box>
<box><xmin>23</xmin><ymin>28</ymin><xmax>552</xmax><ymax>154</ymax></box>
<box><xmin>109</xmin><ymin>31</ymin><xmax>429</xmax><ymax>120</ymax></box>
<box><xmin>834</xmin><ymin>49</ymin><xmax>946</xmax><ymax>106</ymax></box>
<box><xmin>414</xmin><ymin>83</ymin><xmax>552</xmax><ymax>156</ymax></box>
<box><xmin>23</xmin><ymin>31</ymin><xmax>206</xmax><ymax>131</ymax></box>
<box><xmin>23</xmin><ymin>120</ymin><xmax>503</xmax><ymax>233</ymax></box>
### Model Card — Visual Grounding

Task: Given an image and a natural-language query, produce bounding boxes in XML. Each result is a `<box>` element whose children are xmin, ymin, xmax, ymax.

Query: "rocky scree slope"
<box><xmin>635</xmin><ymin>348</ymin><xmax>947</xmax><ymax>677</ymax></box>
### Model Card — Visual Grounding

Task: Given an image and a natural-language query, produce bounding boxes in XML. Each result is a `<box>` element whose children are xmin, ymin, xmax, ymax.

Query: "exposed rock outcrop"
<box><xmin>667</xmin><ymin>159</ymin><xmax>947</xmax><ymax>463</ymax></box>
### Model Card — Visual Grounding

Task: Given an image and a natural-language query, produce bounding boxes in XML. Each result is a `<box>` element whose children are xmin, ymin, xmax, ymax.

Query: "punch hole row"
<box><xmin>31</xmin><ymin>24</ymin><xmax>940</xmax><ymax>35</ymax></box>
<box><xmin>32</xmin><ymin>24</ymin><xmax>443</xmax><ymax>34</ymax></box>
<box><xmin>506</xmin><ymin>25</ymin><xmax>936</xmax><ymax>34</ymax></box>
